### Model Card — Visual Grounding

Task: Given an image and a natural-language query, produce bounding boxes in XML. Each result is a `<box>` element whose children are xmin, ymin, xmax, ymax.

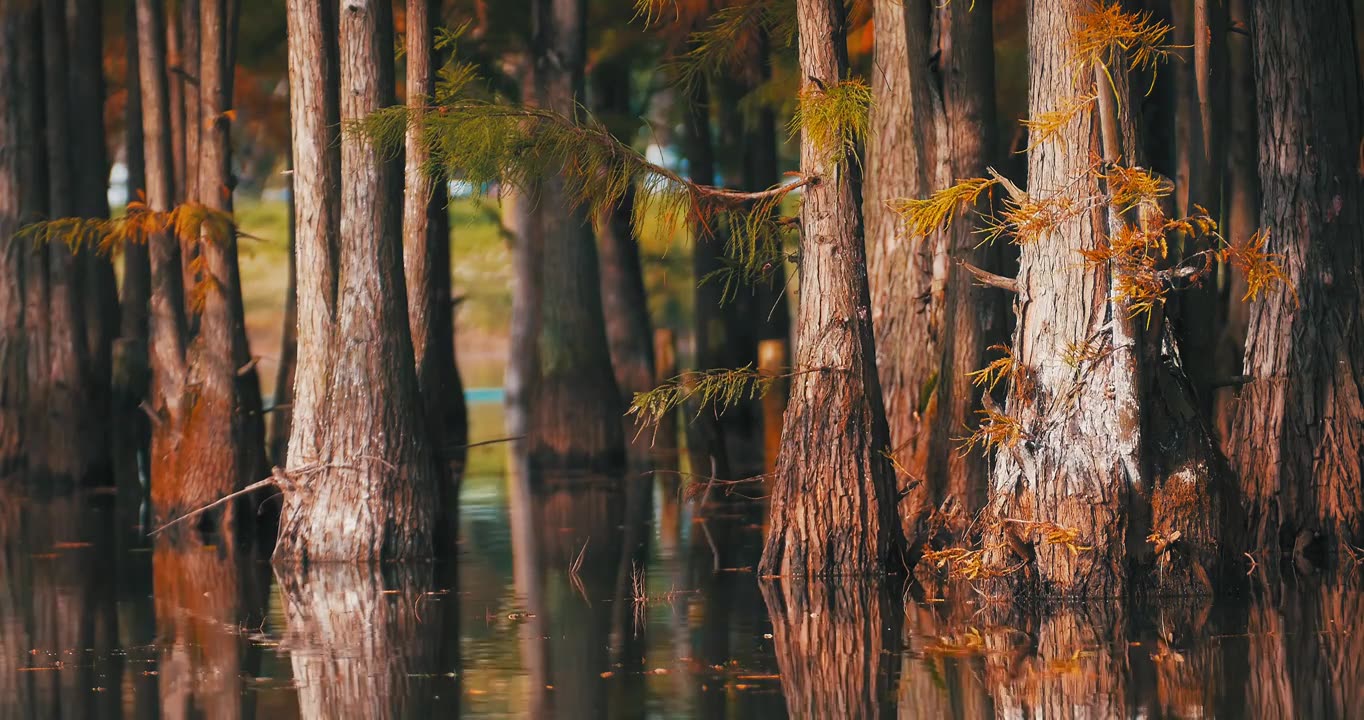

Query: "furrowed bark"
<box><xmin>275</xmin><ymin>0</ymin><xmax>438</xmax><ymax>562</ymax></box>
<box><xmin>759</xmin><ymin>0</ymin><xmax>901</xmax><ymax>577</ymax></box>
<box><xmin>1230</xmin><ymin>0</ymin><xmax>1364</xmax><ymax>555</ymax></box>
<box><xmin>525</xmin><ymin>0</ymin><xmax>624</xmax><ymax>472</ymax></box>
<box><xmin>405</xmin><ymin>0</ymin><xmax>469</xmax><ymax>482</ymax></box>
<box><xmin>865</xmin><ymin>0</ymin><xmax>939</xmax><ymax>497</ymax></box>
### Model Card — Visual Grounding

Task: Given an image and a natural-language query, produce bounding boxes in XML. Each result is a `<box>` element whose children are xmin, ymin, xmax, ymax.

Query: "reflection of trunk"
<box><xmin>980</xmin><ymin>605</ymin><xmax>1129</xmax><ymax>718</ymax></box>
<box><xmin>760</xmin><ymin>0</ymin><xmax>900</xmax><ymax>577</ymax></box>
<box><xmin>898</xmin><ymin>600</ymin><xmax>994</xmax><ymax>719</ymax></box>
<box><xmin>278</xmin><ymin>564</ymin><xmax>443</xmax><ymax>718</ymax></box>
<box><xmin>983</xmin><ymin>0</ymin><xmax>1227</xmax><ymax>598</ymax></box>
<box><xmin>592</xmin><ymin>60</ymin><xmax>655</xmax><ymax>404</ymax></box>
<box><xmin>153</xmin><ymin>537</ymin><xmax>254</xmax><ymax>718</ymax></box>
<box><xmin>404</xmin><ymin>0</ymin><xmax>469</xmax><ymax>485</ymax></box>
<box><xmin>1229</xmin><ymin>0</ymin><xmax>1364</xmax><ymax>554</ymax></box>
<box><xmin>762</xmin><ymin>580</ymin><xmax>899</xmax><ymax>717</ymax></box>
<box><xmin>525</xmin><ymin>0</ymin><xmax>624</xmax><ymax>472</ymax></box>
<box><xmin>277</xmin><ymin>0</ymin><xmax>438</xmax><ymax>561</ymax></box>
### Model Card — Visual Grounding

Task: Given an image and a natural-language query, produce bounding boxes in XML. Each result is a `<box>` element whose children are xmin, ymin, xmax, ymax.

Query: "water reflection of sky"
<box><xmin>3</xmin><ymin>406</ymin><xmax>1364</xmax><ymax>718</ymax></box>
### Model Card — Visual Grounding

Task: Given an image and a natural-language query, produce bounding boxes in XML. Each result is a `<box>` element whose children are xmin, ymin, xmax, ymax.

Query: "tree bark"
<box><xmin>982</xmin><ymin>0</ymin><xmax>1228</xmax><ymax>598</ymax></box>
<box><xmin>179</xmin><ymin>0</ymin><xmax>201</xmax><ymax>326</ymax></box>
<box><xmin>591</xmin><ymin>58</ymin><xmax>656</xmax><ymax>403</ymax></box>
<box><xmin>758</xmin><ymin>0</ymin><xmax>901</xmax><ymax>577</ymax></box>
<box><xmin>0</xmin><ymin>5</ymin><xmax>25</xmax><ymax>469</ymax></box>
<box><xmin>40</xmin><ymin>0</ymin><xmax>100</xmax><ymax>481</ymax></box>
<box><xmin>502</xmin><ymin>180</ymin><xmax>541</xmax><ymax>438</ymax></box>
<box><xmin>404</xmin><ymin>0</ymin><xmax>469</xmax><ymax>480</ymax></box>
<box><xmin>1230</xmin><ymin>0</ymin><xmax>1364</xmax><ymax>554</ymax></box>
<box><xmin>525</xmin><ymin>0</ymin><xmax>625</xmax><ymax>472</ymax></box>
<box><xmin>269</xmin><ymin>153</ymin><xmax>297</xmax><ymax>466</ymax></box>
<box><xmin>865</xmin><ymin>0</ymin><xmax>939</xmax><ymax>492</ymax></box>
<box><xmin>922</xmin><ymin>0</ymin><xmax>1006</xmax><ymax>542</ymax></box>
<box><xmin>276</xmin><ymin>0</ymin><xmax>438</xmax><ymax>562</ymax></box>
<box><xmin>118</xmin><ymin>0</ymin><xmax>152</xmax><ymax>410</ymax></box>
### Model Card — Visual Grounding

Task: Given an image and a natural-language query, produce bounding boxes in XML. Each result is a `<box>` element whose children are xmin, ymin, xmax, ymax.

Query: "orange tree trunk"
<box><xmin>1228</xmin><ymin>0</ymin><xmax>1364</xmax><ymax>555</ymax></box>
<box><xmin>758</xmin><ymin>0</ymin><xmax>902</xmax><ymax>577</ymax></box>
<box><xmin>524</xmin><ymin>0</ymin><xmax>625</xmax><ymax>472</ymax></box>
<box><xmin>275</xmin><ymin>0</ymin><xmax>438</xmax><ymax>562</ymax></box>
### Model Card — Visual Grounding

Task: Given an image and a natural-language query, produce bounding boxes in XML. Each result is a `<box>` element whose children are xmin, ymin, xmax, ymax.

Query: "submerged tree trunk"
<box><xmin>981</xmin><ymin>0</ymin><xmax>1227</xmax><ymax>598</ymax></box>
<box><xmin>1229</xmin><ymin>0</ymin><xmax>1364</xmax><ymax>555</ymax></box>
<box><xmin>276</xmin><ymin>0</ymin><xmax>438</xmax><ymax>562</ymax></box>
<box><xmin>758</xmin><ymin>0</ymin><xmax>901</xmax><ymax>577</ymax></box>
<box><xmin>404</xmin><ymin>0</ymin><xmax>468</xmax><ymax>481</ymax></box>
<box><xmin>525</xmin><ymin>0</ymin><xmax>624</xmax><ymax>472</ymax></box>
<box><xmin>865</xmin><ymin>0</ymin><xmax>938</xmax><ymax>492</ymax></box>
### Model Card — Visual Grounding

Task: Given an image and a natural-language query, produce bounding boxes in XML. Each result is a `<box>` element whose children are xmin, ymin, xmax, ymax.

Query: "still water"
<box><xmin>3</xmin><ymin>433</ymin><xmax>1363</xmax><ymax>718</ymax></box>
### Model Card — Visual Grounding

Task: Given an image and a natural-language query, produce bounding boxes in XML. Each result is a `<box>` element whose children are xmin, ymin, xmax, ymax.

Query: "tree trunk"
<box><xmin>0</xmin><ymin>5</ymin><xmax>26</xmax><ymax>470</ymax></box>
<box><xmin>179</xmin><ymin>0</ymin><xmax>201</xmax><ymax>325</ymax></box>
<box><xmin>922</xmin><ymin>0</ymin><xmax>1006</xmax><ymax>541</ymax></box>
<box><xmin>117</xmin><ymin>0</ymin><xmax>152</xmax><ymax>410</ymax></box>
<box><xmin>68</xmin><ymin>0</ymin><xmax>120</xmax><ymax>438</ymax></box>
<box><xmin>982</xmin><ymin>0</ymin><xmax>1227</xmax><ymax>598</ymax></box>
<box><xmin>40</xmin><ymin>0</ymin><xmax>99</xmax><ymax>481</ymax></box>
<box><xmin>1230</xmin><ymin>0</ymin><xmax>1364</xmax><ymax>555</ymax></box>
<box><xmin>276</xmin><ymin>0</ymin><xmax>438</xmax><ymax>562</ymax></box>
<box><xmin>503</xmin><ymin>180</ymin><xmax>541</xmax><ymax>438</ymax></box>
<box><xmin>269</xmin><ymin>153</ymin><xmax>297</xmax><ymax>466</ymax></box>
<box><xmin>758</xmin><ymin>0</ymin><xmax>901</xmax><ymax>577</ymax></box>
<box><xmin>525</xmin><ymin>0</ymin><xmax>625</xmax><ymax>472</ymax></box>
<box><xmin>166</xmin><ymin>0</ymin><xmax>186</xmax><ymax>202</ymax></box>
<box><xmin>591</xmin><ymin>59</ymin><xmax>655</xmax><ymax>403</ymax></box>
<box><xmin>404</xmin><ymin>0</ymin><xmax>468</xmax><ymax>480</ymax></box>
<box><xmin>865</xmin><ymin>0</ymin><xmax>939</xmax><ymax>492</ymax></box>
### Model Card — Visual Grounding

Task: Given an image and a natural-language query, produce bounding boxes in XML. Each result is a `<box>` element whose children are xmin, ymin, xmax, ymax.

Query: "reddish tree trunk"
<box><xmin>759</xmin><ymin>0</ymin><xmax>901</xmax><ymax>577</ymax></box>
<box><xmin>276</xmin><ymin>0</ymin><xmax>438</xmax><ymax>562</ymax></box>
<box><xmin>1229</xmin><ymin>0</ymin><xmax>1364</xmax><ymax>554</ymax></box>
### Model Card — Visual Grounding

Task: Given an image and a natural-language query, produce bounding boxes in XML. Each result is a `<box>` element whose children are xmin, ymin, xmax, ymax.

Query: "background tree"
<box><xmin>1229</xmin><ymin>0</ymin><xmax>1364</xmax><ymax>557</ymax></box>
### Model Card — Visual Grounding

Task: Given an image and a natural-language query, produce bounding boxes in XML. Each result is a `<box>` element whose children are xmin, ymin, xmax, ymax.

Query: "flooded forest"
<box><xmin>1</xmin><ymin>0</ymin><xmax>1363</xmax><ymax>717</ymax></box>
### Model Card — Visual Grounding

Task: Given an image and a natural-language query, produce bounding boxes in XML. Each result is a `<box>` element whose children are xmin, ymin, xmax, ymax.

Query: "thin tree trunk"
<box><xmin>167</xmin><ymin>0</ymin><xmax>186</xmax><ymax>202</ymax></box>
<box><xmin>179</xmin><ymin>0</ymin><xmax>201</xmax><ymax>325</ymax></box>
<box><xmin>68</xmin><ymin>0</ymin><xmax>120</xmax><ymax>434</ymax></box>
<box><xmin>276</xmin><ymin>0</ymin><xmax>438</xmax><ymax>562</ymax></box>
<box><xmin>865</xmin><ymin>0</ymin><xmax>939</xmax><ymax>494</ymax></box>
<box><xmin>922</xmin><ymin>0</ymin><xmax>1006</xmax><ymax>540</ymax></box>
<box><xmin>269</xmin><ymin>153</ymin><xmax>297</xmax><ymax>466</ymax></box>
<box><xmin>745</xmin><ymin>29</ymin><xmax>791</xmax><ymax>350</ymax></box>
<box><xmin>0</xmin><ymin>3</ymin><xmax>25</xmax><ymax>469</ymax></box>
<box><xmin>759</xmin><ymin>0</ymin><xmax>902</xmax><ymax>577</ymax></box>
<box><xmin>503</xmin><ymin>181</ymin><xmax>541</xmax><ymax>439</ymax></box>
<box><xmin>17</xmin><ymin>3</ymin><xmax>51</xmax><ymax>473</ymax></box>
<box><xmin>591</xmin><ymin>59</ymin><xmax>655</xmax><ymax>403</ymax></box>
<box><xmin>525</xmin><ymin>0</ymin><xmax>625</xmax><ymax>472</ymax></box>
<box><xmin>404</xmin><ymin>0</ymin><xmax>468</xmax><ymax>480</ymax></box>
<box><xmin>118</xmin><ymin>0</ymin><xmax>152</xmax><ymax>407</ymax></box>
<box><xmin>41</xmin><ymin>0</ymin><xmax>99</xmax><ymax>481</ymax></box>
<box><xmin>1230</xmin><ymin>0</ymin><xmax>1364</xmax><ymax>555</ymax></box>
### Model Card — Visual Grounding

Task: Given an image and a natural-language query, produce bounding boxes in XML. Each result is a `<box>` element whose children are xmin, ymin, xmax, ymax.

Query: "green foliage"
<box><xmin>627</xmin><ymin>365</ymin><xmax>778</xmax><ymax>429</ymax></box>
<box><xmin>789</xmin><ymin>77</ymin><xmax>873</xmax><ymax>167</ymax></box>
<box><xmin>667</xmin><ymin>0</ymin><xmax>797</xmax><ymax>90</ymax></box>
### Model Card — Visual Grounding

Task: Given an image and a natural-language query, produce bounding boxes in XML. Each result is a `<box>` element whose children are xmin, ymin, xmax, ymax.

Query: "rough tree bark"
<box><xmin>758</xmin><ymin>0</ymin><xmax>901</xmax><ymax>577</ymax></box>
<box><xmin>276</xmin><ymin>0</ymin><xmax>438</xmax><ymax>562</ymax></box>
<box><xmin>525</xmin><ymin>0</ymin><xmax>625</xmax><ymax>472</ymax></box>
<box><xmin>1229</xmin><ymin>0</ymin><xmax>1364</xmax><ymax>555</ymax></box>
<box><xmin>865</xmin><ymin>0</ymin><xmax>939</xmax><ymax>489</ymax></box>
<box><xmin>404</xmin><ymin>0</ymin><xmax>468</xmax><ymax>479</ymax></box>
<box><xmin>981</xmin><ymin>0</ymin><xmax>1228</xmax><ymax>598</ymax></box>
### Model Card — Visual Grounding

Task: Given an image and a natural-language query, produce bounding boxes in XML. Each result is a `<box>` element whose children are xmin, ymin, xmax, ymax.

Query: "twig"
<box><xmin>447</xmin><ymin>435</ymin><xmax>524</xmax><ymax>451</ymax></box>
<box><xmin>957</xmin><ymin>259</ymin><xmax>1019</xmax><ymax>293</ymax></box>
<box><xmin>149</xmin><ymin>470</ymin><xmax>285</xmax><ymax>536</ymax></box>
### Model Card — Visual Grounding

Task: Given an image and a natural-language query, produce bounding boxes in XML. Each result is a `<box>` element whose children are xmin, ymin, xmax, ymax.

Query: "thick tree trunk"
<box><xmin>865</xmin><ymin>0</ymin><xmax>939</xmax><ymax>492</ymax></box>
<box><xmin>404</xmin><ymin>0</ymin><xmax>468</xmax><ymax>480</ymax></box>
<box><xmin>922</xmin><ymin>0</ymin><xmax>1006</xmax><ymax>541</ymax></box>
<box><xmin>502</xmin><ymin>181</ymin><xmax>541</xmax><ymax>438</ymax></box>
<box><xmin>525</xmin><ymin>0</ymin><xmax>624</xmax><ymax>472</ymax></box>
<box><xmin>758</xmin><ymin>0</ymin><xmax>901</xmax><ymax>577</ymax></box>
<box><xmin>276</xmin><ymin>0</ymin><xmax>438</xmax><ymax>562</ymax></box>
<box><xmin>1230</xmin><ymin>0</ymin><xmax>1364</xmax><ymax>554</ymax></box>
<box><xmin>982</xmin><ymin>0</ymin><xmax>1227</xmax><ymax>598</ymax></box>
<box><xmin>16</xmin><ymin>4</ymin><xmax>51</xmax><ymax>472</ymax></box>
<box><xmin>591</xmin><ymin>59</ymin><xmax>655</xmax><ymax>403</ymax></box>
